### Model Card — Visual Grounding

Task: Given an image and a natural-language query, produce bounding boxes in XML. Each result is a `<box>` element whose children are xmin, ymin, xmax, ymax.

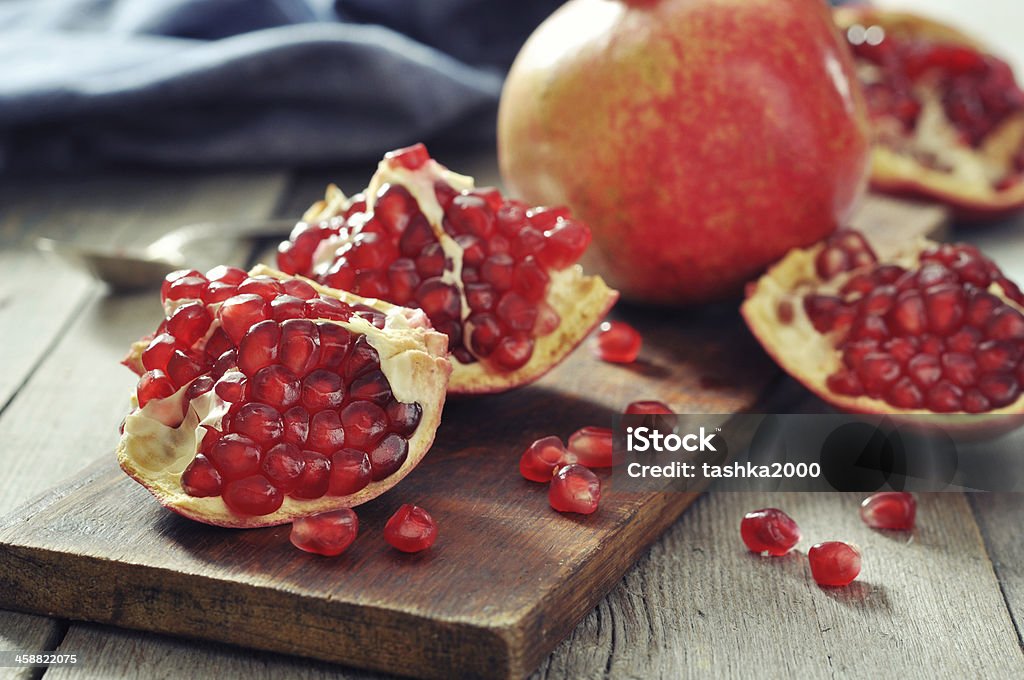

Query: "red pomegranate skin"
<box><xmin>498</xmin><ymin>0</ymin><xmax>871</xmax><ymax>304</ymax></box>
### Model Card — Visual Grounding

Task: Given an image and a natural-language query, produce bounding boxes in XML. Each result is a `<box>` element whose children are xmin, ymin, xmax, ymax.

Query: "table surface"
<box><xmin>3</xmin><ymin>1</ymin><xmax>1024</xmax><ymax>673</ymax></box>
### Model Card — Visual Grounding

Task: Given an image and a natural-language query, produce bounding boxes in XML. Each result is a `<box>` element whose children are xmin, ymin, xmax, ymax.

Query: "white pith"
<box><xmin>118</xmin><ymin>266</ymin><xmax>452</xmax><ymax>528</ymax></box>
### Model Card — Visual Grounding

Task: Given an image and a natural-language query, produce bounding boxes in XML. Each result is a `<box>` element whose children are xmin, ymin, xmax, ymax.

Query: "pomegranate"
<box><xmin>549</xmin><ymin>464</ymin><xmax>601</xmax><ymax>515</ymax></box>
<box><xmin>808</xmin><ymin>541</ymin><xmax>862</xmax><ymax>587</ymax></box>
<box><xmin>384</xmin><ymin>504</ymin><xmax>438</xmax><ymax>553</ymax></box>
<box><xmin>740</xmin><ymin>508</ymin><xmax>801</xmax><ymax>557</ymax></box>
<box><xmin>291</xmin><ymin>508</ymin><xmax>359</xmax><ymax>556</ymax></box>
<box><xmin>860</xmin><ymin>492</ymin><xmax>916</xmax><ymax>531</ymax></box>
<box><xmin>119</xmin><ymin>265</ymin><xmax>451</xmax><ymax>528</ymax></box>
<box><xmin>742</xmin><ymin>229</ymin><xmax>1024</xmax><ymax>431</ymax></box>
<box><xmin>498</xmin><ymin>0</ymin><xmax>869</xmax><ymax>304</ymax></box>
<box><xmin>834</xmin><ymin>8</ymin><xmax>1024</xmax><ymax>219</ymax></box>
<box><xmin>276</xmin><ymin>144</ymin><xmax>617</xmax><ymax>393</ymax></box>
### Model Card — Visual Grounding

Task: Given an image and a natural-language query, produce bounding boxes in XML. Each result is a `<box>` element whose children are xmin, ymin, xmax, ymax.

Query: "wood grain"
<box><xmin>0</xmin><ymin>300</ymin><xmax>775</xmax><ymax>679</ymax></box>
<box><xmin>970</xmin><ymin>493</ymin><xmax>1024</xmax><ymax>645</ymax></box>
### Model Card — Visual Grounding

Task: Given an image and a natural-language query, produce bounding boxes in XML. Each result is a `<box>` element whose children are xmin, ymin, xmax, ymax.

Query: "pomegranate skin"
<box><xmin>498</xmin><ymin>0</ymin><xmax>870</xmax><ymax>304</ymax></box>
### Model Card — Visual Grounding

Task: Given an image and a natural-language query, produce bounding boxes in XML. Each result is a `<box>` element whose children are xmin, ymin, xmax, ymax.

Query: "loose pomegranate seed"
<box><xmin>567</xmin><ymin>427</ymin><xmax>614</xmax><ymax>468</ymax></box>
<box><xmin>860</xmin><ymin>492</ymin><xmax>916</xmax><ymax>530</ymax></box>
<box><xmin>625</xmin><ymin>400</ymin><xmax>673</xmax><ymax>414</ymax></box>
<box><xmin>808</xmin><ymin>541</ymin><xmax>862</xmax><ymax>587</ymax></box>
<box><xmin>549</xmin><ymin>464</ymin><xmax>601</xmax><ymax>514</ymax></box>
<box><xmin>740</xmin><ymin>508</ymin><xmax>801</xmax><ymax>556</ymax></box>
<box><xmin>519</xmin><ymin>436</ymin><xmax>573</xmax><ymax>482</ymax></box>
<box><xmin>291</xmin><ymin>508</ymin><xmax>359</xmax><ymax>557</ymax></box>
<box><xmin>384</xmin><ymin>504</ymin><xmax>438</xmax><ymax>553</ymax></box>
<box><xmin>593</xmin><ymin>321</ymin><xmax>642</xmax><ymax>363</ymax></box>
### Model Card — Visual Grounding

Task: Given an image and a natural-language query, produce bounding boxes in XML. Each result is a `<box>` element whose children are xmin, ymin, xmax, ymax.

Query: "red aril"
<box><xmin>835</xmin><ymin>8</ymin><xmax>1024</xmax><ymax>219</ymax></box>
<box><xmin>549</xmin><ymin>464</ymin><xmax>601</xmax><ymax>515</ymax></box>
<box><xmin>290</xmin><ymin>508</ymin><xmax>359</xmax><ymax>557</ymax></box>
<box><xmin>808</xmin><ymin>541</ymin><xmax>862</xmax><ymax>587</ymax></box>
<box><xmin>742</xmin><ymin>230</ymin><xmax>1024</xmax><ymax>431</ymax></box>
<box><xmin>119</xmin><ymin>265</ymin><xmax>451</xmax><ymax>528</ymax></box>
<box><xmin>740</xmin><ymin>508</ymin><xmax>801</xmax><ymax>556</ymax></box>
<box><xmin>592</xmin><ymin>321</ymin><xmax>641</xmax><ymax>364</ymax></box>
<box><xmin>860</xmin><ymin>492</ymin><xmax>916</xmax><ymax>531</ymax></box>
<box><xmin>519</xmin><ymin>436</ymin><xmax>574</xmax><ymax>482</ymax></box>
<box><xmin>384</xmin><ymin>504</ymin><xmax>438</xmax><ymax>553</ymax></box>
<box><xmin>567</xmin><ymin>427</ymin><xmax>614</xmax><ymax>468</ymax></box>
<box><xmin>625</xmin><ymin>400</ymin><xmax>673</xmax><ymax>415</ymax></box>
<box><xmin>275</xmin><ymin>145</ymin><xmax>617</xmax><ymax>394</ymax></box>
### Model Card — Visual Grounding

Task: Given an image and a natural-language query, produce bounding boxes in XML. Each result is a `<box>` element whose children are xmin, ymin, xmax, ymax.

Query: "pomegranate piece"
<box><xmin>275</xmin><ymin>145</ymin><xmax>617</xmax><ymax>394</ymax></box>
<box><xmin>384</xmin><ymin>504</ymin><xmax>438</xmax><ymax>553</ymax></box>
<box><xmin>808</xmin><ymin>541</ymin><xmax>862</xmax><ymax>587</ymax></box>
<box><xmin>743</xmin><ymin>230</ymin><xmax>1024</xmax><ymax>427</ymax></box>
<box><xmin>290</xmin><ymin>508</ymin><xmax>359</xmax><ymax>557</ymax></box>
<box><xmin>549</xmin><ymin>464</ymin><xmax>601</xmax><ymax>515</ymax></box>
<box><xmin>860</xmin><ymin>492</ymin><xmax>916</xmax><ymax>531</ymax></box>
<box><xmin>625</xmin><ymin>400</ymin><xmax>673</xmax><ymax>415</ymax></box>
<box><xmin>519</xmin><ymin>436</ymin><xmax>574</xmax><ymax>482</ymax></box>
<box><xmin>592</xmin><ymin>321</ymin><xmax>642</xmax><ymax>364</ymax></box>
<box><xmin>740</xmin><ymin>508</ymin><xmax>801</xmax><ymax>556</ymax></box>
<box><xmin>118</xmin><ymin>265</ymin><xmax>451</xmax><ymax>528</ymax></box>
<box><xmin>567</xmin><ymin>426</ymin><xmax>614</xmax><ymax>468</ymax></box>
<box><xmin>835</xmin><ymin>8</ymin><xmax>1024</xmax><ymax>218</ymax></box>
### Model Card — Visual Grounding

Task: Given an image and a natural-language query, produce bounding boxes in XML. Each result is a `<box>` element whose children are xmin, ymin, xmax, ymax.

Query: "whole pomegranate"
<box><xmin>498</xmin><ymin>0</ymin><xmax>871</xmax><ymax>304</ymax></box>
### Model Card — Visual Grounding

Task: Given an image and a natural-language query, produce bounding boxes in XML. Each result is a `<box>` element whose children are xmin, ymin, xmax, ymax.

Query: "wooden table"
<box><xmin>0</xmin><ymin>154</ymin><xmax>1022</xmax><ymax>679</ymax></box>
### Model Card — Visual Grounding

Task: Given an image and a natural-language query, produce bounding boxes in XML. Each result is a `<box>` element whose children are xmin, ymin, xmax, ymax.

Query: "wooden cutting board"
<box><xmin>0</xmin><ymin>195</ymin><xmax>948</xmax><ymax>679</ymax></box>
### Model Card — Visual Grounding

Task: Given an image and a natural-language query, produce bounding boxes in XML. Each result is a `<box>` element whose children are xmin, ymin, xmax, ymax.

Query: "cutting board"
<box><xmin>0</xmin><ymin>195</ymin><xmax>948</xmax><ymax>679</ymax></box>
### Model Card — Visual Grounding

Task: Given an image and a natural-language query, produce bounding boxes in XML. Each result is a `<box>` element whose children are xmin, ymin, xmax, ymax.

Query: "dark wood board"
<box><xmin>0</xmin><ymin>303</ymin><xmax>775</xmax><ymax>680</ymax></box>
<box><xmin>0</xmin><ymin>193</ymin><xmax>951</xmax><ymax>679</ymax></box>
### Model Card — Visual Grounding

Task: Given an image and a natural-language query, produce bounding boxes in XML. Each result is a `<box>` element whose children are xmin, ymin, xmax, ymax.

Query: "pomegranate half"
<box><xmin>276</xmin><ymin>144</ymin><xmax>617</xmax><ymax>393</ymax></box>
<box><xmin>119</xmin><ymin>265</ymin><xmax>451</xmax><ymax>528</ymax></box>
<box><xmin>835</xmin><ymin>8</ymin><xmax>1024</xmax><ymax>219</ymax></box>
<box><xmin>742</xmin><ymin>229</ymin><xmax>1024</xmax><ymax>433</ymax></box>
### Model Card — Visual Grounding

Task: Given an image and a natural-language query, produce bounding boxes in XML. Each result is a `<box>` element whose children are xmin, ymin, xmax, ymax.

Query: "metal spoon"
<box><xmin>35</xmin><ymin>218</ymin><xmax>296</xmax><ymax>291</ymax></box>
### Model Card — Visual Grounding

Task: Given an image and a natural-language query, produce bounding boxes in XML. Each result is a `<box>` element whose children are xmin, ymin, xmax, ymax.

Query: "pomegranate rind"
<box><xmin>835</xmin><ymin>8</ymin><xmax>1024</xmax><ymax>219</ymax></box>
<box><xmin>118</xmin><ymin>267</ymin><xmax>451</xmax><ymax>528</ymax></box>
<box><xmin>741</xmin><ymin>235</ymin><xmax>1024</xmax><ymax>436</ymax></box>
<box><xmin>296</xmin><ymin>157</ymin><xmax>618</xmax><ymax>395</ymax></box>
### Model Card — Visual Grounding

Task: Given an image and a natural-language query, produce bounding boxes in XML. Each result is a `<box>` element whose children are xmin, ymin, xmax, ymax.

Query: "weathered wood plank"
<box><xmin>970</xmin><ymin>493</ymin><xmax>1024</xmax><ymax>645</ymax></box>
<box><xmin>532</xmin><ymin>491</ymin><xmax>1023</xmax><ymax>679</ymax></box>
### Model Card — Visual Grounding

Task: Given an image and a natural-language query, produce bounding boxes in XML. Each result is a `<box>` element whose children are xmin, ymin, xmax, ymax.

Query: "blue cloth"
<box><xmin>0</xmin><ymin>0</ymin><xmax>563</xmax><ymax>172</ymax></box>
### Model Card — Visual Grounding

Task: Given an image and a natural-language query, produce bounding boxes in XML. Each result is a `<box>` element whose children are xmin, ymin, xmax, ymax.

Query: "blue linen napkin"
<box><xmin>0</xmin><ymin>0</ymin><xmax>562</xmax><ymax>172</ymax></box>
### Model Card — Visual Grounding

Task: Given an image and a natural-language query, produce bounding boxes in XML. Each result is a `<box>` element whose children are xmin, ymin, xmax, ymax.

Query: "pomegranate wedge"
<box><xmin>119</xmin><ymin>265</ymin><xmax>451</xmax><ymax>528</ymax></box>
<box><xmin>276</xmin><ymin>144</ymin><xmax>617</xmax><ymax>393</ymax></box>
<box><xmin>835</xmin><ymin>8</ymin><xmax>1024</xmax><ymax>219</ymax></box>
<box><xmin>742</xmin><ymin>230</ymin><xmax>1024</xmax><ymax>435</ymax></box>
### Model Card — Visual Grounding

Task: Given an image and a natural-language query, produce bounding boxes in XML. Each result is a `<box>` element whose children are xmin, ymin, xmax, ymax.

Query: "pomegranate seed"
<box><xmin>206</xmin><ymin>265</ymin><xmax>247</xmax><ymax>285</ymax></box>
<box><xmin>349</xmin><ymin>370</ymin><xmax>393</xmax><ymax>405</ymax></box>
<box><xmin>368</xmin><ymin>433</ymin><xmax>409</xmax><ymax>480</ymax></box>
<box><xmin>386</xmin><ymin>401</ymin><xmax>422</xmax><ymax>436</ymax></box>
<box><xmin>222</xmin><ymin>476</ymin><xmax>284</xmax><ymax>516</ymax></box>
<box><xmin>491</xmin><ymin>334</ymin><xmax>534</xmax><ymax>370</ymax></box>
<box><xmin>317</xmin><ymin>323</ymin><xmax>351</xmax><ymax>369</ymax></box>
<box><xmin>181</xmin><ymin>454</ymin><xmax>222</xmax><ymax>497</ymax></box>
<box><xmin>237</xmin><ymin>320</ymin><xmax>281</xmax><ymax>375</ymax></box>
<box><xmin>137</xmin><ymin>369</ymin><xmax>176</xmax><ymax>408</ymax></box>
<box><xmin>291</xmin><ymin>451</ymin><xmax>332</xmax><ymax>499</ymax></box>
<box><xmin>166</xmin><ymin>302</ymin><xmax>212</xmax><ymax>347</ymax></box>
<box><xmin>385</xmin><ymin>143</ymin><xmax>430</xmax><ymax>170</ymax></box>
<box><xmin>340</xmin><ymin>401</ymin><xmax>388</xmax><ymax>448</ymax></box>
<box><xmin>208</xmin><ymin>434</ymin><xmax>261</xmax><ymax>480</ymax></box>
<box><xmin>549</xmin><ymin>464</ymin><xmax>601</xmax><ymax>514</ymax></box>
<box><xmin>496</xmin><ymin>291</ymin><xmax>537</xmax><ymax>332</ymax></box>
<box><xmin>301</xmin><ymin>370</ymin><xmax>344</xmax><ymax>410</ymax></box>
<box><xmin>291</xmin><ymin>508</ymin><xmax>359</xmax><ymax>556</ymax></box>
<box><xmin>567</xmin><ymin>427</ymin><xmax>614</xmax><ymax>468</ymax></box>
<box><xmin>232</xmin><ymin>403</ymin><xmax>284</xmax><ymax>447</ymax></box>
<box><xmin>593</xmin><ymin>321</ymin><xmax>642</xmax><ymax>363</ymax></box>
<box><xmin>219</xmin><ymin>294</ymin><xmax>269</xmax><ymax>344</ymax></box>
<box><xmin>161</xmin><ymin>269</ymin><xmax>203</xmax><ymax>302</ymax></box>
<box><xmin>142</xmin><ymin>333</ymin><xmax>179</xmax><ymax>373</ymax></box>
<box><xmin>519</xmin><ymin>436</ymin><xmax>573</xmax><ymax>482</ymax></box>
<box><xmin>261</xmin><ymin>443</ymin><xmax>305</xmax><ymax>492</ymax></box>
<box><xmin>282</xmin><ymin>406</ymin><xmax>310</xmax><ymax>446</ymax></box>
<box><xmin>279</xmin><ymin>319</ymin><xmax>321</xmax><ymax>376</ymax></box>
<box><xmin>625</xmin><ymin>400</ymin><xmax>673</xmax><ymax>414</ymax></box>
<box><xmin>860</xmin><ymin>492</ymin><xmax>916</xmax><ymax>530</ymax></box>
<box><xmin>307</xmin><ymin>410</ymin><xmax>346</xmax><ymax>453</ymax></box>
<box><xmin>328</xmin><ymin>449</ymin><xmax>372</xmax><ymax>496</ymax></box>
<box><xmin>215</xmin><ymin>371</ymin><xmax>247</xmax><ymax>403</ymax></box>
<box><xmin>384</xmin><ymin>504</ymin><xmax>438</xmax><ymax>553</ymax></box>
<box><xmin>305</xmin><ymin>296</ymin><xmax>353</xmax><ymax>322</ymax></box>
<box><xmin>281</xmin><ymin>278</ymin><xmax>318</xmax><ymax>300</ymax></box>
<box><xmin>808</xmin><ymin>542</ymin><xmax>861</xmax><ymax>587</ymax></box>
<box><xmin>238</xmin><ymin>276</ymin><xmax>284</xmax><ymax>302</ymax></box>
<box><xmin>740</xmin><ymin>508</ymin><xmax>801</xmax><ymax>556</ymax></box>
<box><xmin>249</xmin><ymin>365</ymin><xmax>300</xmax><ymax>409</ymax></box>
<box><xmin>538</xmin><ymin>218</ymin><xmax>590</xmax><ymax>269</ymax></box>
